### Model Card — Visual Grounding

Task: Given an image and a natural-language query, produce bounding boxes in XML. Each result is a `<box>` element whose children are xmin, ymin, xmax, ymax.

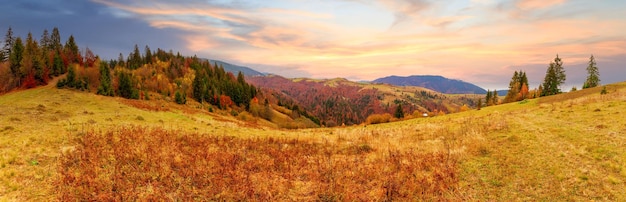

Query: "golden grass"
<box><xmin>1</xmin><ymin>81</ymin><xmax>625</xmax><ymax>200</ymax></box>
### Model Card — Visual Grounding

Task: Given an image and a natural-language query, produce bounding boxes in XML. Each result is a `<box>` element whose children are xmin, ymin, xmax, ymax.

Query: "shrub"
<box><xmin>600</xmin><ymin>86</ymin><xmax>608</xmax><ymax>95</ymax></box>
<box><xmin>365</xmin><ymin>113</ymin><xmax>392</xmax><ymax>125</ymax></box>
<box><xmin>175</xmin><ymin>90</ymin><xmax>186</xmax><ymax>104</ymax></box>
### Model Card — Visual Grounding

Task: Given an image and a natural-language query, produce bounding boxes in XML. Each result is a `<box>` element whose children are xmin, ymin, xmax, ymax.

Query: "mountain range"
<box><xmin>209</xmin><ymin>60</ymin><xmax>265</xmax><ymax>77</ymax></box>
<box><xmin>373</xmin><ymin>75</ymin><xmax>487</xmax><ymax>94</ymax></box>
<box><xmin>209</xmin><ymin>60</ymin><xmax>489</xmax><ymax>95</ymax></box>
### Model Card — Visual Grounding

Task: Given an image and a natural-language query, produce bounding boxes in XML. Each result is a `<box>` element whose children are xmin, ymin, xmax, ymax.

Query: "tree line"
<box><xmin>481</xmin><ymin>54</ymin><xmax>601</xmax><ymax>107</ymax></box>
<box><xmin>0</xmin><ymin>27</ymin><xmax>258</xmax><ymax>115</ymax></box>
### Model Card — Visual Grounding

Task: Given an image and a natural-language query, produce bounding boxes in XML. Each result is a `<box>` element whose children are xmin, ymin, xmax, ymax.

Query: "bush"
<box><xmin>600</xmin><ymin>86</ymin><xmax>608</xmax><ymax>95</ymax></box>
<box><xmin>175</xmin><ymin>90</ymin><xmax>186</xmax><ymax>104</ymax></box>
<box><xmin>365</xmin><ymin>113</ymin><xmax>392</xmax><ymax>125</ymax></box>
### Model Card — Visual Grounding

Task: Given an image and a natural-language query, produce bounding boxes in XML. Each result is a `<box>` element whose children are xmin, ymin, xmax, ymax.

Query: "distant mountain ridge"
<box><xmin>373</xmin><ymin>75</ymin><xmax>487</xmax><ymax>94</ymax></box>
<box><xmin>209</xmin><ymin>60</ymin><xmax>265</xmax><ymax>77</ymax></box>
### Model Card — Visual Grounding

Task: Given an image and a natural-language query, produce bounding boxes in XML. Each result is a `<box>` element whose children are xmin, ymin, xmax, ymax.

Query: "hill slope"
<box><xmin>2</xmin><ymin>79</ymin><xmax>626</xmax><ymax>201</ymax></box>
<box><xmin>248</xmin><ymin>75</ymin><xmax>477</xmax><ymax>126</ymax></box>
<box><xmin>373</xmin><ymin>75</ymin><xmax>487</xmax><ymax>94</ymax></box>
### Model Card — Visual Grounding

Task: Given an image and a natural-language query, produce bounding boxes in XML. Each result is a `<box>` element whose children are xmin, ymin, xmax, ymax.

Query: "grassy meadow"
<box><xmin>1</xmin><ymin>81</ymin><xmax>625</xmax><ymax>200</ymax></box>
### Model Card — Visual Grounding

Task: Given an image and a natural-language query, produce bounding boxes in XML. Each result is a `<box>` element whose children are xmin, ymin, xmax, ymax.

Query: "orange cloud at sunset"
<box><xmin>91</xmin><ymin>0</ymin><xmax>626</xmax><ymax>89</ymax></box>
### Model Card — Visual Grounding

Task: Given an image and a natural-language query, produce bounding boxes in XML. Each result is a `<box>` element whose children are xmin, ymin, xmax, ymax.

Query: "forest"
<box><xmin>0</xmin><ymin>27</ymin><xmax>258</xmax><ymax>117</ymax></box>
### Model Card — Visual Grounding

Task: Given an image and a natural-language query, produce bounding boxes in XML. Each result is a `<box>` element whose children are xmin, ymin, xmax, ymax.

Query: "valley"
<box><xmin>1</xmin><ymin>79</ymin><xmax>625</xmax><ymax>200</ymax></box>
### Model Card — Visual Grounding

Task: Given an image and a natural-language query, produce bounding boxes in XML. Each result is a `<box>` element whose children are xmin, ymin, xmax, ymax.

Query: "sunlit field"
<box><xmin>1</xmin><ymin>81</ymin><xmax>625</xmax><ymax>200</ymax></box>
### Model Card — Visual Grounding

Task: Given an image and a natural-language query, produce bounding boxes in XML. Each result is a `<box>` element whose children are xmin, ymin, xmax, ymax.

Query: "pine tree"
<box><xmin>24</xmin><ymin>32</ymin><xmax>45</xmax><ymax>84</ymax></box>
<box><xmin>128</xmin><ymin>44</ymin><xmax>141</xmax><ymax>69</ymax></box>
<box><xmin>504</xmin><ymin>71</ymin><xmax>521</xmax><ymax>103</ymax></box>
<box><xmin>117</xmin><ymin>71</ymin><xmax>138</xmax><ymax>99</ymax></box>
<box><xmin>175</xmin><ymin>90</ymin><xmax>187</xmax><ymax>104</ymax></box>
<box><xmin>50</xmin><ymin>27</ymin><xmax>62</xmax><ymax>51</ymax></box>
<box><xmin>394</xmin><ymin>104</ymin><xmax>404</xmax><ymax>119</ymax></box>
<box><xmin>485</xmin><ymin>90</ymin><xmax>493</xmax><ymax>106</ymax></box>
<box><xmin>192</xmin><ymin>70</ymin><xmax>205</xmax><ymax>102</ymax></box>
<box><xmin>3</xmin><ymin>27</ymin><xmax>14</xmax><ymax>62</ymax></box>
<box><xmin>52</xmin><ymin>51</ymin><xmax>63</xmax><ymax>76</ymax></box>
<box><xmin>64</xmin><ymin>35</ymin><xmax>80</xmax><ymax>64</ymax></box>
<box><xmin>40</xmin><ymin>29</ymin><xmax>50</xmax><ymax>51</ymax></box>
<box><xmin>97</xmin><ymin>61</ymin><xmax>114</xmax><ymax>96</ymax></box>
<box><xmin>541</xmin><ymin>55</ymin><xmax>566</xmax><ymax>96</ymax></box>
<box><xmin>492</xmin><ymin>90</ymin><xmax>499</xmax><ymax>105</ymax></box>
<box><xmin>477</xmin><ymin>98</ymin><xmax>482</xmax><ymax>110</ymax></box>
<box><xmin>583</xmin><ymin>55</ymin><xmax>600</xmax><ymax>89</ymax></box>
<box><xmin>9</xmin><ymin>37</ymin><xmax>24</xmax><ymax>77</ymax></box>
<box><xmin>144</xmin><ymin>45</ymin><xmax>152</xmax><ymax>64</ymax></box>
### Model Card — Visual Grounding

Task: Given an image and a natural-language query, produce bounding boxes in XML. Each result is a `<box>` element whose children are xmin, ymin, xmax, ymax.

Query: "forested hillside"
<box><xmin>248</xmin><ymin>75</ymin><xmax>478</xmax><ymax>126</ymax></box>
<box><xmin>0</xmin><ymin>27</ymin><xmax>260</xmax><ymax>119</ymax></box>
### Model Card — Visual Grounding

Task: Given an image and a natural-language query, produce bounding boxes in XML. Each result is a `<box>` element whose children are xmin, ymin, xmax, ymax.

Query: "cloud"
<box><xmin>4</xmin><ymin>0</ymin><xmax>625</xmax><ymax>90</ymax></box>
<box><xmin>515</xmin><ymin>0</ymin><xmax>567</xmax><ymax>10</ymax></box>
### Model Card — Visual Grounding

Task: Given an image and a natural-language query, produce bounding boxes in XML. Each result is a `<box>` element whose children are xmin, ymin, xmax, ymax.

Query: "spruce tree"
<box><xmin>97</xmin><ymin>62</ymin><xmax>114</xmax><ymax>96</ymax></box>
<box><xmin>504</xmin><ymin>71</ymin><xmax>520</xmax><ymax>103</ymax></box>
<box><xmin>541</xmin><ymin>55</ymin><xmax>566</xmax><ymax>96</ymax></box>
<box><xmin>64</xmin><ymin>35</ymin><xmax>80</xmax><ymax>64</ymax></box>
<box><xmin>485</xmin><ymin>90</ymin><xmax>492</xmax><ymax>106</ymax></box>
<box><xmin>394</xmin><ymin>104</ymin><xmax>404</xmax><ymax>119</ymax></box>
<box><xmin>50</xmin><ymin>27</ymin><xmax>62</xmax><ymax>51</ymax></box>
<box><xmin>492</xmin><ymin>90</ymin><xmax>499</xmax><ymax>105</ymax></box>
<box><xmin>583</xmin><ymin>55</ymin><xmax>600</xmax><ymax>89</ymax></box>
<box><xmin>3</xmin><ymin>27</ymin><xmax>14</xmax><ymax>62</ymax></box>
<box><xmin>9</xmin><ymin>37</ymin><xmax>24</xmax><ymax>77</ymax></box>
<box><xmin>192</xmin><ymin>70</ymin><xmax>205</xmax><ymax>102</ymax></box>
<box><xmin>144</xmin><ymin>45</ymin><xmax>152</xmax><ymax>64</ymax></box>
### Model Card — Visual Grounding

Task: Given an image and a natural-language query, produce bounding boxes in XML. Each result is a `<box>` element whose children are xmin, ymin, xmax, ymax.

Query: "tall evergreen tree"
<box><xmin>192</xmin><ymin>69</ymin><xmax>205</xmax><ymax>102</ymax></box>
<box><xmin>485</xmin><ymin>89</ymin><xmax>492</xmax><ymax>106</ymax></box>
<box><xmin>97</xmin><ymin>61</ymin><xmax>114</xmax><ymax>96</ymax></box>
<box><xmin>52</xmin><ymin>51</ymin><xmax>63</xmax><ymax>76</ymax></box>
<box><xmin>50</xmin><ymin>27</ymin><xmax>62</xmax><ymax>51</ymax></box>
<box><xmin>64</xmin><ymin>35</ymin><xmax>80</xmax><ymax>64</ymax></box>
<box><xmin>24</xmin><ymin>32</ymin><xmax>45</xmax><ymax>84</ymax></box>
<box><xmin>2</xmin><ymin>27</ymin><xmax>14</xmax><ymax>62</ymax></box>
<box><xmin>504</xmin><ymin>71</ymin><xmax>520</xmax><ymax>103</ymax></box>
<box><xmin>394</xmin><ymin>104</ymin><xmax>404</xmax><ymax>119</ymax></box>
<box><xmin>9</xmin><ymin>37</ymin><xmax>24</xmax><ymax>77</ymax></box>
<box><xmin>40</xmin><ymin>29</ymin><xmax>50</xmax><ymax>51</ymax></box>
<box><xmin>144</xmin><ymin>45</ymin><xmax>152</xmax><ymax>64</ymax></box>
<box><xmin>541</xmin><ymin>55</ymin><xmax>566</xmax><ymax>96</ymax></box>
<box><xmin>128</xmin><ymin>44</ymin><xmax>141</xmax><ymax>69</ymax></box>
<box><xmin>583</xmin><ymin>55</ymin><xmax>600</xmax><ymax>89</ymax></box>
<box><xmin>118</xmin><ymin>71</ymin><xmax>138</xmax><ymax>99</ymax></box>
<box><xmin>492</xmin><ymin>90</ymin><xmax>499</xmax><ymax>105</ymax></box>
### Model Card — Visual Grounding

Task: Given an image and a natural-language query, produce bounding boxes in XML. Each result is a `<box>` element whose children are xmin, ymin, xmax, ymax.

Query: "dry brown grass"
<box><xmin>57</xmin><ymin>127</ymin><xmax>458</xmax><ymax>201</ymax></box>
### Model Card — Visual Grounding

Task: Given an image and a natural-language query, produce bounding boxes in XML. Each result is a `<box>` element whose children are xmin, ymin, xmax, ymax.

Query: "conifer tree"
<box><xmin>485</xmin><ymin>89</ymin><xmax>492</xmax><ymax>106</ymax></box>
<box><xmin>192</xmin><ymin>69</ymin><xmax>205</xmax><ymax>102</ymax></box>
<box><xmin>504</xmin><ymin>71</ymin><xmax>520</xmax><ymax>103</ymax></box>
<box><xmin>541</xmin><ymin>55</ymin><xmax>566</xmax><ymax>96</ymax></box>
<box><xmin>64</xmin><ymin>35</ymin><xmax>80</xmax><ymax>64</ymax></box>
<box><xmin>144</xmin><ymin>45</ymin><xmax>152</xmax><ymax>64</ymax></box>
<box><xmin>40</xmin><ymin>29</ymin><xmax>50</xmax><ymax>51</ymax></box>
<box><xmin>117</xmin><ymin>71</ymin><xmax>138</xmax><ymax>99</ymax></box>
<box><xmin>583</xmin><ymin>55</ymin><xmax>600</xmax><ymax>89</ymax></box>
<box><xmin>97</xmin><ymin>61</ymin><xmax>114</xmax><ymax>96</ymax></box>
<box><xmin>492</xmin><ymin>90</ymin><xmax>499</xmax><ymax>105</ymax></box>
<box><xmin>3</xmin><ymin>27</ymin><xmax>14</xmax><ymax>62</ymax></box>
<box><xmin>394</xmin><ymin>104</ymin><xmax>404</xmax><ymax>119</ymax></box>
<box><xmin>50</xmin><ymin>27</ymin><xmax>62</xmax><ymax>51</ymax></box>
<box><xmin>9</xmin><ymin>37</ymin><xmax>24</xmax><ymax>77</ymax></box>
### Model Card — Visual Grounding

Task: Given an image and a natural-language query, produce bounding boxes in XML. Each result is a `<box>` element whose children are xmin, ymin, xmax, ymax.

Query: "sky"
<box><xmin>1</xmin><ymin>0</ymin><xmax>625</xmax><ymax>90</ymax></box>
